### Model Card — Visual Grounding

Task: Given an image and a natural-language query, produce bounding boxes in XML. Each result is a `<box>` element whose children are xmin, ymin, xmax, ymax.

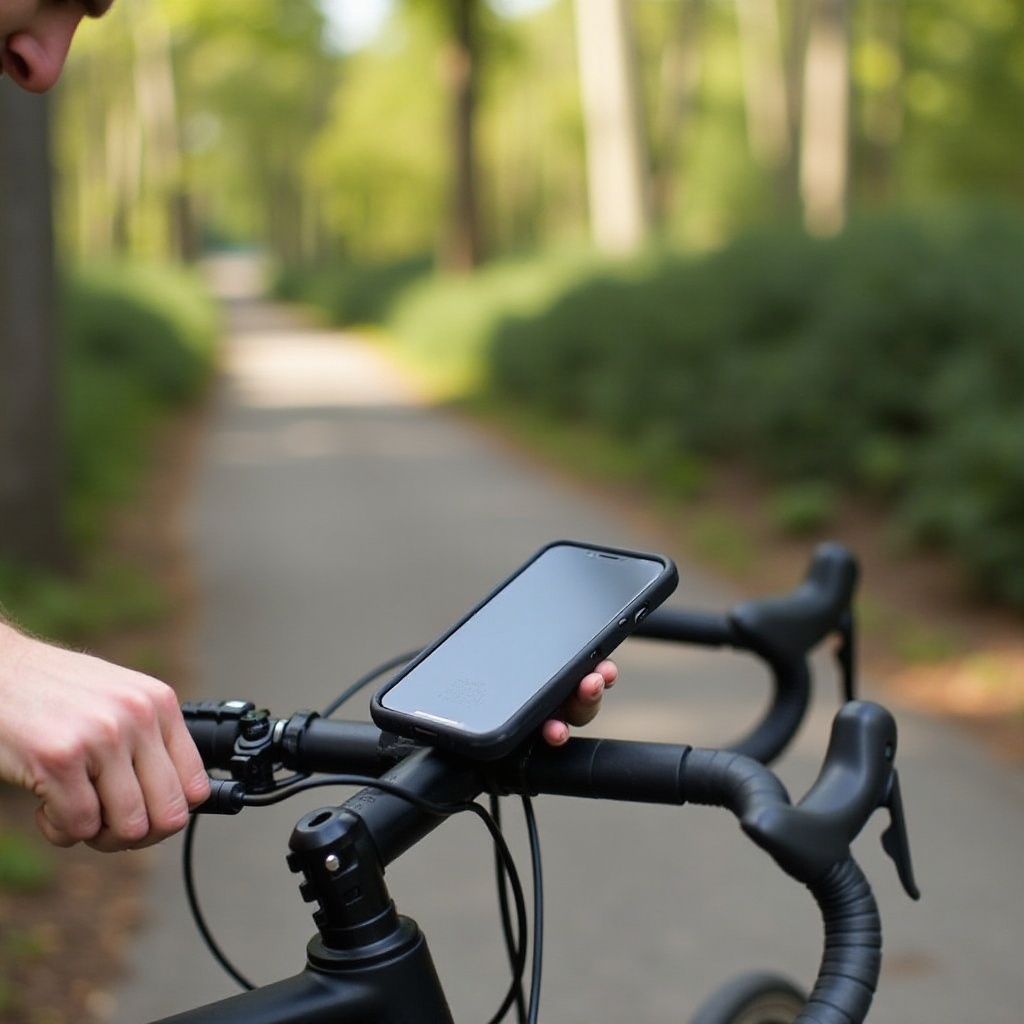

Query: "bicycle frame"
<box><xmin>152</xmin><ymin>935</ymin><xmax>454</xmax><ymax>1023</ymax></box>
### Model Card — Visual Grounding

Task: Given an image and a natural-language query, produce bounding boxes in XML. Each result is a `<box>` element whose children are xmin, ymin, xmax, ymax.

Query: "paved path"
<box><xmin>111</xmin><ymin>261</ymin><xmax>1024</xmax><ymax>1023</ymax></box>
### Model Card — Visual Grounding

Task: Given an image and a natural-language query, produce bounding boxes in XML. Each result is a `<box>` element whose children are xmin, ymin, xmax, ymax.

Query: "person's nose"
<box><xmin>2</xmin><ymin>9</ymin><xmax>83</xmax><ymax>93</ymax></box>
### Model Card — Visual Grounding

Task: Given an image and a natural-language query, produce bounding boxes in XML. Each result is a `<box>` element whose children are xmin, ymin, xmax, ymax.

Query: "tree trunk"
<box><xmin>573</xmin><ymin>0</ymin><xmax>651</xmax><ymax>254</ymax></box>
<box><xmin>799</xmin><ymin>0</ymin><xmax>852</xmax><ymax>235</ymax></box>
<box><xmin>650</xmin><ymin>0</ymin><xmax>706</xmax><ymax>229</ymax></box>
<box><xmin>129</xmin><ymin>0</ymin><xmax>193</xmax><ymax>261</ymax></box>
<box><xmin>859</xmin><ymin>0</ymin><xmax>904</xmax><ymax>207</ymax></box>
<box><xmin>0</xmin><ymin>83</ymin><xmax>70</xmax><ymax>570</ymax></box>
<box><xmin>736</xmin><ymin>0</ymin><xmax>791</xmax><ymax>173</ymax></box>
<box><xmin>780</xmin><ymin>0</ymin><xmax>813</xmax><ymax>216</ymax></box>
<box><xmin>443</xmin><ymin>0</ymin><xmax>484</xmax><ymax>272</ymax></box>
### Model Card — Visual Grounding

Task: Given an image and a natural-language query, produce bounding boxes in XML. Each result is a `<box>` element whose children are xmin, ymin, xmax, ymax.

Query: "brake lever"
<box><xmin>741</xmin><ymin>701</ymin><xmax>920</xmax><ymax>899</ymax></box>
<box><xmin>835</xmin><ymin>608</ymin><xmax>857</xmax><ymax>703</ymax></box>
<box><xmin>880</xmin><ymin>769</ymin><xmax>920</xmax><ymax>899</ymax></box>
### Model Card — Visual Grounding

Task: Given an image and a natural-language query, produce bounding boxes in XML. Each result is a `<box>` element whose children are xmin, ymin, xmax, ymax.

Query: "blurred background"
<box><xmin>4</xmin><ymin>0</ymin><xmax>1024</xmax><ymax>611</ymax></box>
<box><xmin>1</xmin><ymin>0</ymin><xmax>1023</xmax><ymax>1019</ymax></box>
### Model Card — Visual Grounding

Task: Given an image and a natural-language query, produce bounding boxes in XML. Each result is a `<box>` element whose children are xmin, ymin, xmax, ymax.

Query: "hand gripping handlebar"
<box><xmin>184</xmin><ymin>698</ymin><xmax>918</xmax><ymax>1024</ymax></box>
<box><xmin>635</xmin><ymin>542</ymin><xmax>859</xmax><ymax>763</ymax></box>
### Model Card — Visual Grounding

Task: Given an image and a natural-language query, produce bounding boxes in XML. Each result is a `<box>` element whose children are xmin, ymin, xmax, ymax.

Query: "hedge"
<box><xmin>487</xmin><ymin>203</ymin><xmax>1024</xmax><ymax>608</ymax></box>
<box><xmin>61</xmin><ymin>263</ymin><xmax>220</xmax><ymax>547</ymax></box>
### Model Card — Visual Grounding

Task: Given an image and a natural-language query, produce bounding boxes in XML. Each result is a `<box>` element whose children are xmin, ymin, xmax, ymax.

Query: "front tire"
<box><xmin>689</xmin><ymin>971</ymin><xmax>806</xmax><ymax>1024</ymax></box>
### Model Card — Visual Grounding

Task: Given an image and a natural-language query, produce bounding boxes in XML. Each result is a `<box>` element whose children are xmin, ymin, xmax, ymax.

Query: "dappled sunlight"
<box><xmin>224</xmin><ymin>331</ymin><xmax>422</xmax><ymax>410</ymax></box>
<box><xmin>203</xmin><ymin>253</ymin><xmax>270</xmax><ymax>302</ymax></box>
<box><xmin>891</xmin><ymin>647</ymin><xmax>1024</xmax><ymax>719</ymax></box>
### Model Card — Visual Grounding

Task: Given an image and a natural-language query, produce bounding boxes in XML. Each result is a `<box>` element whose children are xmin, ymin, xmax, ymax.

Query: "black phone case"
<box><xmin>370</xmin><ymin>539</ymin><xmax>678</xmax><ymax>760</ymax></box>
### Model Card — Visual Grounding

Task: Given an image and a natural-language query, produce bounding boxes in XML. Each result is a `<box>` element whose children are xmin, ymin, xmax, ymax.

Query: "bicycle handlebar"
<box><xmin>184</xmin><ymin>697</ymin><xmax>917</xmax><ymax>1024</ymax></box>
<box><xmin>635</xmin><ymin>542</ymin><xmax>859</xmax><ymax>763</ymax></box>
<box><xmin>175</xmin><ymin>542</ymin><xmax>908</xmax><ymax>1024</ymax></box>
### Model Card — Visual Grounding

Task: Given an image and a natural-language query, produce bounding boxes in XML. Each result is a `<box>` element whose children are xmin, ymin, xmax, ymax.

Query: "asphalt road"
<box><xmin>110</xmin><ymin>257</ymin><xmax>1024</xmax><ymax>1023</ymax></box>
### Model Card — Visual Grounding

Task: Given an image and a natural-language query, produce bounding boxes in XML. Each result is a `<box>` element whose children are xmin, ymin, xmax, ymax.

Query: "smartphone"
<box><xmin>370</xmin><ymin>540</ymin><xmax>677</xmax><ymax>760</ymax></box>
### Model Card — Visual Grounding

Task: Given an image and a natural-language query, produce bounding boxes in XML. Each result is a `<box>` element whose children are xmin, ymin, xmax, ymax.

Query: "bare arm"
<box><xmin>0</xmin><ymin>619</ymin><xmax>210</xmax><ymax>852</ymax></box>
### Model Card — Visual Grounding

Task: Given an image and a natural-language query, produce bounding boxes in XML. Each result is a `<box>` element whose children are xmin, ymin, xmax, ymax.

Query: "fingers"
<box><xmin>156</xmin><ymin>683</ymin><xmax>212</xmax><ymax>810</ymax></box>
<box><xmin>562</xmin><ymin>659</ymin><xmax>618</xmax><ymax>725</ymax></box>
<box><xmin>542</xmin><ymin>659</ymin><xmax>619</xmax><ymax>746</ymax></box>
<box><xmin>85</xmin><ymin>688</ymin><xmax>210</xmax><ymax>852</ymax></box>
<box><xmin>88</xmin><ymin>754</ymin><xmax>153</xmax><ymax>852</ymax></box>
<box><xmin>31</xmin><ymin>676</ymin><xmax>207</xmax><ymax>851</ymax></box>
<box><xmin>33</xmin><ymin>763</ymin><xmax>104</xmax><ymax>848</ymax></box>
<box><xmin>541</xmin><ymin>718</ymin><xmax>571</xmax><ymax>747</ymax></box>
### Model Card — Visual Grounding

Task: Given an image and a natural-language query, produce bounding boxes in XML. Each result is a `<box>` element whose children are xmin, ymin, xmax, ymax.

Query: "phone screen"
<box><xmin>378</xmin><ymin>543</ymin><xmax>667</xmax><ymax>738</ymax></box>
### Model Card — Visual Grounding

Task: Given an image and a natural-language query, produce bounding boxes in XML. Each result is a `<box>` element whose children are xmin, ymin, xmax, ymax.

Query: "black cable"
<box><xmin>182</xmin><ymin>815</ymin><xmax>256</xmax><ymax>992</ymax></box>
<box><xmin>188</xmin><ymin>773</ymin><xmax>530</xmax><ymax>1006</ymax></box>
<box><xmin>490</xmin><ymin>794</ymin><xmax>528</xmax><ymax>1023</ymax></box>
<box><xmin>523</xmin><ymin>794</ymin><xmax>544</xmax><ymax>1024</ymax></box>
<box><xmin>320</xmin><ymin>642</ymin><xmax>535</xmax><ymax>1019</ymax></box>
<box><xmin>187</xmin><ymin>644</ymin><xmax>536</xmax><ymax>1012</ymax></box>
<box><xmin>321</xmin><ymin>649</ymin><xmax>422</xmax><ymax>717</ymax></box>
<box><xmin>243</xmin><ymin>772</ymin><xmax>532</xmax><ymax>1024</ymax></box>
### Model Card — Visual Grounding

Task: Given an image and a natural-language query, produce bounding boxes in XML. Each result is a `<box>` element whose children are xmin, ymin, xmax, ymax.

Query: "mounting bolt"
<box><xmin>324</xmin><ymin>853</ymin><xmax>342</xmax><ymax>874</ymax></box>
<box><xmin>240</xmin><ymin>708</ymin><xmax>271</xmax><ymax>741</ymax></box>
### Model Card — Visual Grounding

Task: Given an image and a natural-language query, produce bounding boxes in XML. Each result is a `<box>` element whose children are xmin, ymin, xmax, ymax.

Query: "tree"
<box><xmin>59</xmin><ymin>0</ymin><xmax>337</xmax><ymax>265</ymax></box>
<box><xmin>315</xmin><ymin>0</ymin><xmax>502</xmax><ymax>270</ymax></box>
<box><xmin>648</xmin><ymin>0</ymin><xmax>707</xmax><ymax>230</ymax></box>
<box><xmin>127</xmin><ymin>0</ymin><xmax>194</xmax><ymax>261</ymax></box>
<box><xmin>58</xmin><ymin>0</ymin><xmax>192</xmax><ymax>263</ymax></box>
<box><xmin>0</xmin><ymin>83</ymin><xmax>69</xmax><ymax>569</ymax></box>
<box><xmin>441</xmin><ymin>0</ymin><xmax>486</xmax><ymax>271</ymax></box>
<box><xmin>168</xmin><ymin>0</ymin><xmax>337</xmax><ymax>265</ymax></box>
<box><xmin>735</xmin><ymin>0</ymin><xmax>795</xmax><ymax>212</ymax></box>
<box><xmin>573</xmin><ymin>0</ymin><xmax>651</xmax><ymax>254</ymax></box>
<box><xmin>799</xmin><ymin>0</ymin><xmax>852</xmax><ymax>235</ymax></box>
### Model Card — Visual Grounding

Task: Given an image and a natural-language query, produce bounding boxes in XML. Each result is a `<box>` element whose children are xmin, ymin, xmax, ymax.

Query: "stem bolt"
<box><xmin>324</xmin><ymin>853</ymin><xmax>342</xmax><ymax>874</ymax></box>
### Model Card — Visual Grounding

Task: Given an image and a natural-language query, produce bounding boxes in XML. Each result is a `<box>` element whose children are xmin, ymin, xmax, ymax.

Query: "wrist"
<box><xmin>0</xmin><ymin>619</ymin><xmax>36</xmax><ymax>689</ymax></box>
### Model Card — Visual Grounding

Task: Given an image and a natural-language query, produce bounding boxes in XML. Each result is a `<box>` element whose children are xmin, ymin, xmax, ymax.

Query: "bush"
<box><xmin>386</xmin><ymin>250</ymin><xmax>602</xmax><ymax>396</ymax></box>
<box><xmin>61</xmin><ymin>263</ymin><xmax>219</xmax><ymax>547</ymax></box>
<box><xmin>63</xmin><ymin>264</ymin><xmax>219</xmax><ymax>403</ymax></box>
<box><xmin>274</xmin><ymin>254</ymin><xmax>433</xmax><ymax>328</ymax></box>
<box><xmin>485</xmin><ymin>202</ymin><xmax>1024</xmax><ymax>609</ymax></box>
<box><xmin>0</xmin><ymin>264</ymin><xmax>218</xmax><ymax>644</ymax></box>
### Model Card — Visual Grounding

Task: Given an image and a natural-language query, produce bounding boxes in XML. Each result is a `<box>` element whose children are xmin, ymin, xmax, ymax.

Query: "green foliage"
<box><xmin>304</xmin><ymin>4</ymin><xmax>448</xmax><ymax>261</ymax></box>
<box><xmin>896</xmin><ymin>0</ymin><xmax>1024</xmax><ymax>202</ymax></box>
<box><xmin>274</xmin><ymin>254</ymin><xmax>434</xmax><ymax>327</ymax></box>
<box><xmin>385</xmin><ymin>249</ymin><xmax>602</xmax><ymax>396</ymax></box>
<box><xmin>0</xmin><ymin>559</ymin><xmax>167</xmax><ymax>646</ymax></box>
<box><xmin>64</xmin><ymin>264</ymin><xmax>218</xmax><ymax>403</ymax></box>
<box><xmin>58</xmin><ymin>0</ymin><xmax>1024</xmax><ymax>273</ymax></box>
<box><xmin>61</xmin><ymin>0</ymin><xmax>338</xmax><ymax>264</ymax></box>
<box><xmin>484</xmin><ymin>202</ymin><xmax>1024</xmax><ymax>608</ymax></box>
<box><xmin>61</xmin><ymin>264</ymin><xmax>219</xmax><ymax>547</ymax></box>
<box><xmin>769</xmin><ymin>483</ymin><xmax>838</xmax><ymax>538</ymax></box>
<box><xmin>0</xmin><ymin>264</ymin><xmax>215</xmax><ymax>640</ymax></box>
<box><xmin>0</xmin><ymin>831</ymin><xmax>55</xmax><ymax>893</ymax></box>
<box><xmin>689</xmin><ymin>513</ymin><xmax>759</xmax><ymax>578</ymax></box>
